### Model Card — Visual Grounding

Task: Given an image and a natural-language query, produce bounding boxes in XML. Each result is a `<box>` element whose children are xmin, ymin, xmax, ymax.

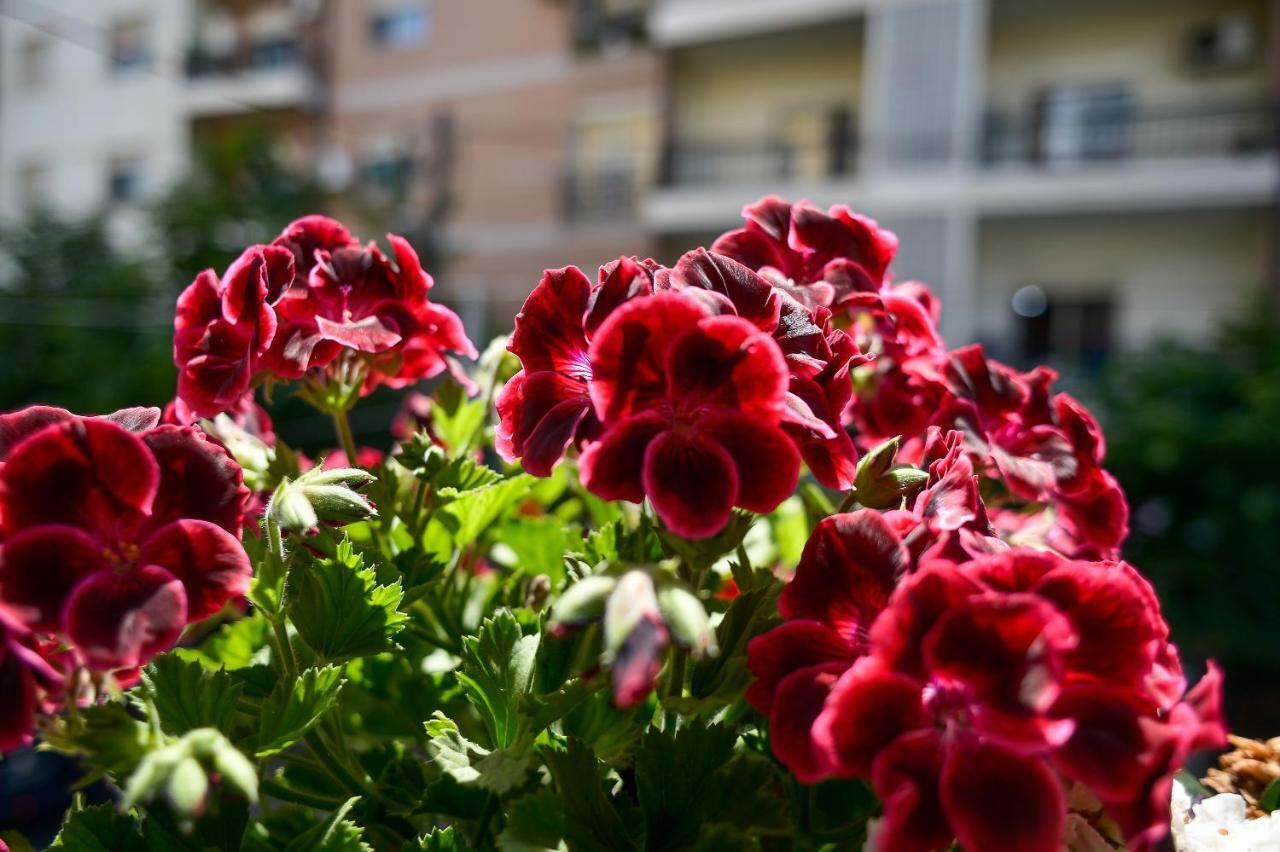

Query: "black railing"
<box><xmin>660</xmin><ymin>137</ymin><xmax>859</xmax><ymax>187</ymax></box>
<box><xmin>982</xmin><ymin>99</ymin><xmax>1278</xmax><ymax>167</ymax></box>
<box><xmin>186</xmin><ymin>37</ymin><xmax>301</xmax><ymax>77</ymax></box>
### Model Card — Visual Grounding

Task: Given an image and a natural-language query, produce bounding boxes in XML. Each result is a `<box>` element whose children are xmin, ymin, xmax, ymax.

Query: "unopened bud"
<box><xmin>268</xmin><ymin>479</ymin><xmax>318</xmax><ymax>533</ymax></box>
<box><xmin>300</xmin><ymin>466</ymin><xmax>377</xmax><ymax>489</ymax></box>
<box><xmin>548</xmin><ymin>575</ymin><xmax>615</xmax><ymax>631</ymax></box>
<box><xmin>656</xmin><ymin>584</ymin><xmax>716</xmax><ymax>658</ymax></box>
<box><xmin>603</xmin><ymin>571</ymin><xmax>659</xmax><ymax>656</ymax></box>
<box><xmin>302</xmin><ymin>484</ymin><xmax>377</xmax><ymax>524</ymax></box>
<box><xmin>123</xmin><ymin>729</ymin><xmax>256</xmax><ymax>828</ymax></box>
<box><xmin>525</xmin><ymin>574</ymin><xmax>552</xmax><ymax>613</ymax></box>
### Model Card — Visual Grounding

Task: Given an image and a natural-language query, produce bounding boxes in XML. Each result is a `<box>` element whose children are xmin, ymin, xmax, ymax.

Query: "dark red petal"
<box><xmin>0</xmin><ymin>525</ymin><xmax>108</xmax><ymax>632</ymax></box>
<box><xmin>510</xmin><ymin>267</ymin><xmax>592</xmax><ymax>373</ymax></box>
<box><xmin>98</xmin><ymin>407</ymin><xmax>162</xmax><ymax>434</ymax></box>
<box><xmin>495</xmin><ymin>371</ymin><xmax>593</xmax><ymax>476</ymax></box>
<box><xmin>870</xmin><ymin>729</ymin><xmax>952</xmax><ymax>852</ymax></box>
<box><xmin>698</xmin><ymin>411</ymin><xmax>800</xmax><ymax>514</ymax></box>
<box><xmin>0</xmin><ymin>405</ymin><xmax>76</xmax><ymax>459</ymax></box>
<box><xmin>945</xmin><ymin>344</ymin><xmax>1028</xmax><ymax>421</ymax></box>
<box><xmin>142</xmin><ymin>426</ymin><xmax>248</xmax><ymax>535</ymax></box>
<box><xmin>940</xmin><ymin>737</ymin><xmax>1065</xmax><ymax>852</ymax></box>
<box><xmin>62</xmin><ymin>565</ymin><xmax>187</xmax><ymax>670</ymax></box>
<box><xmin>273</xmin><ymin>214</ymin><xmax>356</xmax><ymax>283</ymax></box>
<box><xmin>667</xmin><ymin>249</ymin><xmax>780</xmax><ymax>332</ymax></box>
<box><xmin>173</xmin><ymin>269</ymin><xmax>223</xmax><ymax>364</ymax></box>
<box><xmin>388</xmin><ymin>233</ymin><xmax>432</xmax><ymax>301</ymax></box>
<box><xmin>0</xmin><ymin>644</ymin><xmax>38</xmax><ymax>752</ymax></box>
<box><xmin>612</xmin><ymin>613</ymin><xmax>668</xmax><ymax>708</ymax></box>
<box><xmin>0</xmin><ymin>419</ymin><xmax>159</xmax><ymax>535</ymax></box>
<box><xmin>1055</xmin><ymin>470</ymin><xmax>1129</xmax><ymax>553</ymax></box>
<box><xmin>870</xmin><ymin>567</ymin><xmax>980</xmax><ymax>680</ymax></box>
<box><xmin>138</xmin><ymin>520</ymin><xmax>250</xmax><ymax>622</ymax></box>
<box><xmin>743</xmin><ymin>195</ymin><xmax>795</xmax><ymax>242</ymax></box>
<box><xmin>588</xmin><ymin>291</ymin><xmax>708</xmax><ymax>423</ymax></box>
<box><xmin>964</xmin><ymin>548</ymin><xmax>1059</xmax><ymax>593</ymax></box>
<box><xmin>711</xmin><ymin>227</ymin><xmax>793</xmax><ymax>278</ymax></box>
<box><xmin>780</xmin><ymin>510</ymin><xmax>908</xmax><ymax>647</ymax></box>
<box><xmin>769</xmin><ymin>663</ymin><xmax>846</xmax><ymax>784</ymax></box>
<box><xmin>745</xmin><ymin>620</ymin><xmax>856</xmax><ymax>714</ymax></box>
<box><xmin>585</xmin><ymin>257</ymin><xmax>655</xmax><ymax>336</ymax></box>
<box><xmin>578</xmin><ymin>412</ymin><xmax>668</xmax><ymax>504</ymax></box>
<box><xmin>813</xmin><ymin>660</ymin><xmax>928</xmax><ymax>777</ymax></box>
<box><xmin>641</xmin><ymin>429</ymin><xmax>737</xmax><ymax>539</ymax></box>
<box><xmin>924</xmin><ymin>594</ymin><xmax>1077</xmax><ymax>749</ymax></box>
<box><xmin>1033</xmin><ymin>560</ymin><xmax>1160</xmax><ymax>688</ymax></box>
<box><xmin>1050</xmin><ymin>683</ymin><xmax>1156</xmax><ymax>800</ymax></box>
<box><xmin>666</xmin><ymin>316</ymin><xmax>790</xmax><ymax>415</ymax></box>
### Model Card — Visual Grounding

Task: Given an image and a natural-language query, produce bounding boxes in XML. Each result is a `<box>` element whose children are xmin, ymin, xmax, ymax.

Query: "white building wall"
<box><xmin>0</xmin><ymin>0</ymin><xmax>192</xmax><ymax>223</ymax></box>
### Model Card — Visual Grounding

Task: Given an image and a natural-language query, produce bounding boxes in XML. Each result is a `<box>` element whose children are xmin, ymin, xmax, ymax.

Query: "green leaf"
<box><xmin>176</xmin><ymin>614</ymin><xmax>270</xmax><ymax>671</ymax></box>
<box><xmin>284</xmin><ymin>796</ymin><xmax>372</xmax><ymax>852</ymax></box>
<box><xmin>635</xmin><ymin>722</ymin><xmax>736</xmax><ymax>850</ymax></box>
<box><xmin>141</xmin><ymin>655</ymin><xmax>243</xmax><ymax>736</ymax></box>
<box><xmin>47</xmin><ymin>804</ymin><xmax>142</xmax><ymax>851</ymax></box>
<box><xmin>706</xmin><ymin>752</ymin><xmax>791</xmax><ymax>836</ymax></box>
<box><xmin>415</xmin><ymin>826</ymin><xmax>472</xmax><ymax>851</ymax></box>
<box><xmin>687</xmin><ymin>580</ymin><xmax>781</xmax><ymax>708</ymax></box>
<box><xmin>430</xmin><ymin>379</ymin><xmax>487</xmax><ymax>453</ymax></box>
<box><xmin>496</xmin><ymin>515</ymin><xmax>573</xmax><ymax>582</ymax></box>
<box><xmin>435</xmin><ymin>474</ymin><xmax>535</xmax><ymax>548</ymax></box>
<box><xmin>41</xmin><ymin>702</ymin><xmax>152</xmax><ymax>780</ymax></box>
<box><xmin>434</xmin><ymin>455</ymin><xmax>504</xmax><ymax>492</ymax></box>
<box><xmin>456</xmin><ymin>610</ymin><xmax>539</xmax><ymax>749</ymax></box>
<box><xmin>1260</xmin><ymin>777</ymin><xmax>1280</xmax><ymax>813</ymax></box>
<box><xmin>498</xmin><ymin>787</ymin><xmax>567</xmax><ymax>851</ymax></box>
<box><xmin>424</xmin><ymin>712</ymin><xmax>534</xmax><ymax>794</ymax></box>
<box><xmin>286</xmin><ymin>540</ymin><xmax>408</xmax><ymax>663</ymax></box>
<box><xmin>256</xmin><ymin>665</ymin><xmax>345</xmax><ymax>757</ymax></box>
<box><xmin>540</xmin><ymin>739</ymin><xmax>638</xmax><ymax>852</ymax></box>
<box><xmin>0</xmin><ymin>831</ymin><xmax>34</xmax><ymax>852</ymax></box>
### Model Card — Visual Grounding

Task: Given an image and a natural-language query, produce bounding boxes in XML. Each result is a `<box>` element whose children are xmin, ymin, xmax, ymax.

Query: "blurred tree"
<box><xmin>0</xmin><ymin>215</ymin><xmax>173</xmax><ymax>412</ymax></box>
<box><xmin>1098</xmin><ymin>305</ymin><xmax>1280</xmax><ymax>734</ymax></box>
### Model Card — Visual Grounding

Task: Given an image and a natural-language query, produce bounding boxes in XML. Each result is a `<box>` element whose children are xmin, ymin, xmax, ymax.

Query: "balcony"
<box><xmin>185</xmin><ymin>39</ymin><xmax>320</xmax><ymax>118</ymax></box>
<box><xmin>649</xmin><ymin>0</ymin><xmax>868</xmax><ymax>47</ymax></box>
<box><xmin>982</xmin><ymin>98</ymin><xmax>1277</xmax><ymax>169</ymax></box>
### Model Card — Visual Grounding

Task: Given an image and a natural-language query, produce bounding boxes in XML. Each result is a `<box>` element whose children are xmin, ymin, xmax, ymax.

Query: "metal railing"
<box><xmin>660</xmin><ymin>137</ymin><xmax>859</xmax><ymax>187</ymax></box>
<box><xmin>982</xmin><ymin>99</ymin><xmax>1277</xmax><ymax>167</ymax></box>
<box><xmin>186</xmin><ymin>38</ymin><xmax>302</xmax><ymax>78</ymax></box>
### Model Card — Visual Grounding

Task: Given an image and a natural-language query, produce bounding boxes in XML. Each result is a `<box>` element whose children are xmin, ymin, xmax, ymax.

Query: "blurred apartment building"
<box><xmin>644</xmin><ymin>0</ymin><xmax>1279</xmax><ymax>366</ymax></box>
<box><xmin>0</xmin><ymin>0</ymin><xmax>324</xmax><ymax>226</ymax></box>
<box><xmin>0</xmin><ymin>0</ymin><xmax>1274</xmax><ymax>361</ymax></box>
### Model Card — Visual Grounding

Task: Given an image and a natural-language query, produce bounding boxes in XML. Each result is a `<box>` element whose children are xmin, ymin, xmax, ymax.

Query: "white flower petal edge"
<box><xmin>1171</xmin><ymin>779</ymin><xmax>1280</xmax><ymax>851</ymax></box>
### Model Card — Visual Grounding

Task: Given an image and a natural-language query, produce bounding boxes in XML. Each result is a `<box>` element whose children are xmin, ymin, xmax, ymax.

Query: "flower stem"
<box><xmin>331</xmin><ymin>407</ymin><xmax>360</xmax><ymax>464</ymax></box>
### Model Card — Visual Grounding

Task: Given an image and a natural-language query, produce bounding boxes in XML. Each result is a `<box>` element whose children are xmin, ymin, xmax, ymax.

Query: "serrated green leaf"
<box><xmin>435</xmin><ymin>456</ymin><xmax>503</xmax><ymax>492</ymax></box>
<box><xmin>430</xmin><ymin>380</ymin><xmax>487</xmax><ymax>453</ymax></box>
<box><xmin>286</xmin><ymin>540</ymin><xmax>408</xmax><ymax>663</ymax></box>
<box><xmin>424</xmin><ymin>712</ymin><xmax>533</xmax><ymax>794</ymax></box>
<box><xmin>497</xmin><ymin>787</ymin><xmax>567</xmax><ymax>851</ymax></box>
<box><xmin>706</xmin><ymin>752</ymin><xmax>792</xmax><ymax>836</ymax></box>
<box><xmin>47</xmin><ymin>804</ymin><xmax>142</xmax><ymax>851</ymax></box>
<box><xmin>257</xmin><ymin>665</ymin><xmax>345</xmax><ymax>756</ymax></box>
<box><xmin>496</xmin><ymin>515</ymin><xmax>572</xmax><ymax>582</ymax></box>
<box><xmin>141</xmin><ymin>655</ymin><xmax>243</xmax><ymax>736</ymax></box>
<box><xmin>435</xmin><ymin>474</ymin><xmax>535</xmax><ymax>548</ymax></box>
<box><xmin>456</xmin><ymin>610</ymin><xmax>539</xmax><ymax>749</ymax></box>
<box><xmin>284</xmin><ymin>797</ymin><xmax>371</xmax><ymax>852</ymax></box>
<box><xmin>176</xmin><ymin>614</ymin><xmax>270</xmax><ymax>671</ymax></box>
<box><xmin>415</xmin><ymin>826</ymin><xmax>472</xmax><ymax>851</ymax></box>
<box><xmin>635</xmin><ymin>722</ymin><xmax>736</xmax><ymax>850</ymax></box>
<box><xmin>540</xmin><ymin>739</ymin><xmax>638</xmax><ymax>852</ymax></box>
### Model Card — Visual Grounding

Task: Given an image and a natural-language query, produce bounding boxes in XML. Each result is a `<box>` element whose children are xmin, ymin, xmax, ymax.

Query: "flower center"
<box><xmin>101</xmin><ymin>541</ymin><xmax>140</xmax><ymax>572</ymax></box>
<box><xmin>923</xmin><ymin>678</ymin><xmax>973</xmax><ymax>729</ymax></box>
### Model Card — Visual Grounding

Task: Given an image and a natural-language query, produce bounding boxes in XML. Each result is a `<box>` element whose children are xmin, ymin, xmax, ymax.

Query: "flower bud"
<box><xmin>299</xmin><ymin>466</ymin><xmax>377</xmax><ymax>489</ymax></box>
<box><xmin>301</xmin><ymin>484</ymin><xmax>377</xmax><ymax>524</ymax></box>
<box><xmin>267</xmin><ymin>478</ymin><xmax>318</xmax><ymax>533</ymax></box>
<box><xmin>854</xmin><ymin>436</ymin><xmax>901</xmax><ymax>488</ymax></box>
<box><xmin>548</xmin><ymin>575</ymin><xmax>616</xmax><ymax>633</ymax></box>
<box><xmin>123</xmin><ymin>729</ymin><xmax>257</xmax><ymax>828</ymax></box>
<box><xmin>603</xmin><ymin>570</ymin><xmax>660</xmax><ymax>656</ymax></box>
<box><xmin>656</xmin><ymin>584</ymin><xmax>716</xmax><ymax>658</ymax></box>
<box><xmin>525</xmin><ymin>574</ymin><xmax>552</xmax><ymax>613</ymax></box>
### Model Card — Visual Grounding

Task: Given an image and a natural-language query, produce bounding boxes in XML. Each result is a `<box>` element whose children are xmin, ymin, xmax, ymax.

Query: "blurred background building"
<box><xmin>1</xmin><ymin>0</ymin><xmax>1274</xmax><ymax>363</ymax></box>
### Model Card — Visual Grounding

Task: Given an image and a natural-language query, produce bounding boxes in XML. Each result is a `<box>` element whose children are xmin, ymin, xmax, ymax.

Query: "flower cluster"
<box><xmin>174</xmin><ymin>215</ymin><xmax>476</xmax><ymax>421</ymax></box>
<box><xmin>0</xmin><ymin>405</ymin><xmax>251</xmax><ymax>748</ymax></box>
<box><xmin>747</xmin><ymin>502</ymin><xmax>1224</xmax><ymax>851</ymax></box>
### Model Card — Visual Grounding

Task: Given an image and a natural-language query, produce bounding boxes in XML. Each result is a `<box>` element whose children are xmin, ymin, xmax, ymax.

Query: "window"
<box><xmin>109</xmin><ymin>19</ymin><xmax>151</xmax><ymax>73</ymax></box>
<box><xmin>19</xmin><ymin>36</ymin><xmax>50</xmax><ymax>91</ymax></box>
<box><xmin>1013</xmin><ymin>286</ymin><xmax>1114</xmax><ymax>370</ymax></box>
<box><xmin>370</xmin><ymin>4</ymin><xmax>429</xmax><ymax>49</ymax></box>
<box><xmin>108</xmin><ymin>155</ymin><xmax>144</xmax><ymax>203</ymax></box>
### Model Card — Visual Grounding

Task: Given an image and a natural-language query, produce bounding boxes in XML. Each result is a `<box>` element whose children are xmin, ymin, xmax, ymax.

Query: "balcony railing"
<box><xmin>982</xmin><ymin>98</ymin><xmax>1277</xmax><ymax>168</ymax></box>
<box><xmin>661</xmin><ymin>136</ymin><xmax>858</xmax><ymax>187</ymax></box>
<box><xmin>186</xmin><ymin>37</ymin><xmax>302</xmax><ymax>77</ymax></box>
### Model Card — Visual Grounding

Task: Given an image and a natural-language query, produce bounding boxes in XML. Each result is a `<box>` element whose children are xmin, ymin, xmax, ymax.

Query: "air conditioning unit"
<box><xmin>1184</xmin><ymin>14</ymin><xmax>1260</xmax><ymax>71</ymax></box>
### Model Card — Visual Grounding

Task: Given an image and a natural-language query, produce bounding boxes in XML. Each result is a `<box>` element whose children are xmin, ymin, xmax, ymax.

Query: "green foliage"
<box><xmin>1098</xmin><ymin>306</ymin><xmax>1280</xmax><ymax>729</ymax></box>
<box><xmin>142</xmin><ymin>656</ymin><xmax>243</xmax><ymax>736</ymax></box>
<box><xmin>286</xmin><ymin>540</ymin><xmax>409</xmax><ymax>663</ymax></box>
<box><xmin>256</xmin><ymin>665</ymin><xmax>346</xmax><ymax>757</ymax></box>
<box><xmin>456</xmin><ymin>610</ymin><xmax>539</xmax><ymax>749</ymax></box>
<box><xmin>47</xmin><ymin>804</ymin><xmax>143</xmax><ymax>851</ymax></box>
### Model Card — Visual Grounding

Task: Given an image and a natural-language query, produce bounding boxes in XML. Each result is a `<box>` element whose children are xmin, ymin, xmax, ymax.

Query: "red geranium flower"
<box><xmin>173</xmin><ymin>216</ymin><xmax>476</xmax><ymax>420</ymax></box>
<box><xmin>496</xmin><ymin>258</ymin><xmax>656</xmax><ymax>476</ymax></box>
<box><xmin>580</xmin><ymin>290</ymin><xmax>800</xmax><ymax>538</ymax></box>
<box><xmin>0</xmin><ymin>408</ymin><xmax>250</xmax><ymax>670</ymax></box>
<box><xmin>712</xmin><ymin>196</ymin><xmax>897</xmax><ymax>311</ymax></box>
<box><xmin>749</xmin><ymin>518</ymin><xmax>1224</xmax><ymax>852</ymax></box>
